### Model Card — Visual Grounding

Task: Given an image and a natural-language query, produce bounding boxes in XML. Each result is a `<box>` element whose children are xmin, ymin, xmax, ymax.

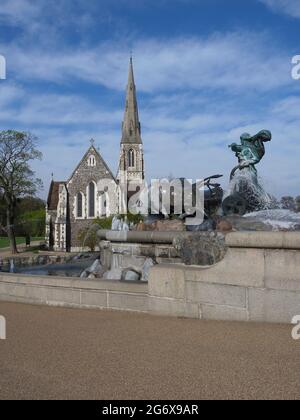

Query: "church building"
<box><xmin>45</xmin><ymin>58</ymin><xmax>145</xmax><ymax>251</ymax></box>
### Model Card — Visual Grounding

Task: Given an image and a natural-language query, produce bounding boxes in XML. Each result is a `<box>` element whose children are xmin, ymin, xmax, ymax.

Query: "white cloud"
<box><xmin>1</xmin><ymin>32</ymin><xmax>291</xmax><ymax>94</ymax></box>
<box><xmin>260</xmin><ymin>0</ymin><xmax>300</xmax><ymax>18</ymax></box>
<box><xmin>0</xmin><ymin>0</ymin><xmax>40</xmax><ymax>25</ymax></box>
<box><xmin>1</xmin><ymin>76</ymin><xmax>300</xmax><ymax>198</ymax></box>
<box><xmin>0</xmin><ymin>18</ymin><xmax>299</xmax><ymax>198</ymax></box>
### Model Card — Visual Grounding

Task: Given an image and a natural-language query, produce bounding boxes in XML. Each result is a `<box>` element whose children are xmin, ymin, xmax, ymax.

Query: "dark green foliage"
<box><xmin>16</xmin><ymin>209</ymin><xmax>46</xmax><ymax>237</ymax></box>
<box><xmin>0</xmin><ymin>130</ymin><xmax>43</xmax><ymax>253</ymax></box>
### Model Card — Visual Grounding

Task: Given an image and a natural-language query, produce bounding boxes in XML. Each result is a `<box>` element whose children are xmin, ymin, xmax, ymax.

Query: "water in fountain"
<box><xmin>9</xmin><ymin>259</ymin><xmax>15</xmax><ymax>273</ymax></box>
<box><xmin>244</xmin><ymin>209</ymin><xmax>300</xmax><ymax>231</ymax></box>
<box><xmin>226</xmin><ymin>167</ymin><xmax>274</xmax><ymax>212</ymax></box>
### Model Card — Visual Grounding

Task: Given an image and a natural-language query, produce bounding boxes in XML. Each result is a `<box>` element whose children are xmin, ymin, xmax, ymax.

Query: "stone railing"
<box><xmin>0</xmin><ymin>274</ymin><xmax>148</xmax><ymax>312</ymax></box>
<box><xmin>1</xmin><ymin>232</ymin><xmax>300</xmax><ymax>324</ymax></box>
<box><xmin>148</xmin><ymin>231</ymin><xmax>300</xmax><ymax>323</ymax></box>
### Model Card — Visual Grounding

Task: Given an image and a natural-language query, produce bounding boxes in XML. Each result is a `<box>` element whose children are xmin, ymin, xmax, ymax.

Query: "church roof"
<box><xmin>67</xmin><ymin>144</ymin><xmax>116</xmax><ymax>183</ymax></box>
<box><xmin>47</xmin><ymin>180</ymin><xmax>65</xmax><ymax>210</ymax></box>
<box><xmin>121</xmin><ymin>57</ymin><xmax>142</xmax><ymax>145</ymax></box>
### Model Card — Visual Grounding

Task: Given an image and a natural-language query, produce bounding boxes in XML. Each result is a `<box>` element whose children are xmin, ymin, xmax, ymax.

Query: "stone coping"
<box><xmin>225</xmin><ymin>231</ymin><xmax>300</xmax><ymax>249</ymax></box>
<box><xmin>0</xmin><ymin>273</ymin><xmax>148</xmax><ymax>294</ymax></box>
<box><xmin>99</xmin><ymin>229</ymin><xmax>300</xmax><ymax>250</ymax></box>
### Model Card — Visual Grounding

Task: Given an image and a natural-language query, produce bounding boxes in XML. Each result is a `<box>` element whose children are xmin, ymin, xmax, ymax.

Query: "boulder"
<box><xmin>121</xmin><ymin>269</ymin><xmax>141</xmax><ymax>282</ymax></box>
<box><xmin>224</xmin><ymin>215</ymin><xmax>273</xmax><ymax>231</ymax></box>
<box><xmin>216</xmin><ymin>219</ymin><xmax>233</xmax><ymax>233</ymax></box>
<box><xmin>103</xmin><ymin>268</ymin><xmax>122</xmax><ymax>281</ymax></box>
<box><xmin>186</xmin><ymin>219</ymin><xmax>216</xmax><ymax>232</ymax></box>
<box><xmin>80</xmin><ymin>258</ymin><xmax>105</xmax><ymax>279</ymax></box>
<box><xmin>173</xmin><ymin>232</ymin><xmax>227</xmax><ymax>266</ymax></box>
<box><xmin>141</xmin><ymin>258</ymin><xmax>155</xmax><ymax>282</ymax></box>
<box><xmin>136</xmin><ymin>222</ymin><xmax>157</xmax><ymax>231</ymax></box>
<box><xmin>154</xmin><ymin>219</ymin><xmax>185</xmax><ymax>232</ymax></box>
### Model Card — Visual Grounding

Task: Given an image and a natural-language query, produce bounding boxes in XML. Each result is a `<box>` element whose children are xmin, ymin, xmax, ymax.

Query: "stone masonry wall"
<box><xmin>67</xmin><ymin>146</ymin><xmax>117</xmax><ymax>249</ymax></box>
<box><xmin>148</xmin><ymin>242</ymin><xmax>300</xmax><ymax>323</ymax></box>
<box><xmin>1</xmin><ymin>232</ymin><xmax>300</xmax><ymax>324</ymax></box>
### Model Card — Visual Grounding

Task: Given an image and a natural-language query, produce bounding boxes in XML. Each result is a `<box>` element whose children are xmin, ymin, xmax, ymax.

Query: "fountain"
<box><xmin>9</xmin><ymin>259</ymin><xmax>15</xmax><ymax>274</ymax></box>
<box><xmin>222</xmin><ymin>130</ymin><xmax>274</xmax><ymax>216</ymax></box>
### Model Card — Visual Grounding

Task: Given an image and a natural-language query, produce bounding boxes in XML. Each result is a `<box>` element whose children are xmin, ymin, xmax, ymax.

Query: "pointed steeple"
<box><xmin>121</xmin><ymin>57</ymin><xmax>142</xmax><ymax>144</ymax></box>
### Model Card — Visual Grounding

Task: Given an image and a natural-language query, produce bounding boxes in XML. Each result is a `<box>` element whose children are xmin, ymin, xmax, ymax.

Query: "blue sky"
<box><xmin>0</xmin><ymin>0</ymin><xmax>300</xmax><ymax>198</ymax></box>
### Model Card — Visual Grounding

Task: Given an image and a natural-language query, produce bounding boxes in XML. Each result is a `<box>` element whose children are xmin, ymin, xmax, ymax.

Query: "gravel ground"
<box><xmin>0</xmin><ymin>302</ymin><xmax>299</xmax><ymax>400</ymax></box>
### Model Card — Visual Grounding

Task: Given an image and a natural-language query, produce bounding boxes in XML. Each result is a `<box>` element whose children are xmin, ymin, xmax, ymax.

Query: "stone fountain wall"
<box><xmin>1</xmin><ymin>232</ymin><xmax>300</xmax><ymax>324</ymax></box>
<box><xmin>148</xmin><ymin>231</ymin><xmax>300</xmax><ymax>323</ymax></box>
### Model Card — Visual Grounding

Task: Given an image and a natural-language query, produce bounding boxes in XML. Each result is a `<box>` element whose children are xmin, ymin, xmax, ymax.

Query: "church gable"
<box><xmin>67</xmin><ymin>144</ymin><xmax>118</xmax><ymax>223</ymax></box>
<box><xmin>68</xmin><ymin>145</ymin><xmax>115</xmax><ymax>185</ymax></box>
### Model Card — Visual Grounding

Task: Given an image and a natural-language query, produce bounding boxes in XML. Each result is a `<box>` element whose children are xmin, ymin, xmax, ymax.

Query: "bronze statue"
<box><xmin>223</xmin><ymin>130</ymin><xmax>273</xmax><ymax>216</ymax></box>
<box><xmin>229</xmin><ymin>130</ymin><xmax>272</xmax><ymax>180</ymax></box>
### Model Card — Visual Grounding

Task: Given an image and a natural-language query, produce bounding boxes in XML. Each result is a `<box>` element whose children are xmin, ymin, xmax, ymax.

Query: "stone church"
<box><xmin>45</xmin><ymin>58</ymin><xmax>145</xmax><ymax>252</ymax></box>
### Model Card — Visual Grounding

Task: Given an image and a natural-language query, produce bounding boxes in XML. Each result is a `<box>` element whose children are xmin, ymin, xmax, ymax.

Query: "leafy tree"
<box><xmin>0</xmin><ymin>130</ymin><xmax>42</xmax><ymax>253</ymax></box>
<box><xmin>17</xmin><ymin>209</ymin><xmax>46</xmax><ymax>237</ymax></box>
<box><xmin>296</xmin><ymin>196</ymin><xmax>300</xmax><ymax>213</ymax></box>
<box><xmin>16</xmin><ymin>196</ymin><xmax>45</xmax><ymax>215</ymax></box>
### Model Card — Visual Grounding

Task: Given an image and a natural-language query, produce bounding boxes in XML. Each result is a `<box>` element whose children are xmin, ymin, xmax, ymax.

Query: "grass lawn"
<box><xmin>0</xmin><ymin>237</ymin><xmax>44</xmax><ymax>249</ymax></box>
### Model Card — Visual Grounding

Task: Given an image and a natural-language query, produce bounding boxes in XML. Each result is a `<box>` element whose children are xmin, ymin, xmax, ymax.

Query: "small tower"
<box><xmin>117</xmin><ymin>57</ymin><xmax>145</xmax><ymax>193</ymax></box>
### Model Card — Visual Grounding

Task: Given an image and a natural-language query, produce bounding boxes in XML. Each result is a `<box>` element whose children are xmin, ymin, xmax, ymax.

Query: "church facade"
<box><xmin>45</xmin><ymin>58</ymin><xmax>145</xmax><ymax>252</ymax></box>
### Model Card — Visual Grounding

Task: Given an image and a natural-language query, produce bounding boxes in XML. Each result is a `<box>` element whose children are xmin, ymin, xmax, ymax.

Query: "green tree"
<box><xmin>17</xmin><ymin>209</ymin><xmax>46</xmax><ymax>237</ymax></box>
<box><xmin>0</xmin><ymin>131</ymin><xmax>42</xmax><ymax>254</ymax></box>
<box><xmin>296</xmin><ymin>196</ymin><xmax>300</xmax><ymax>213</ymax></box>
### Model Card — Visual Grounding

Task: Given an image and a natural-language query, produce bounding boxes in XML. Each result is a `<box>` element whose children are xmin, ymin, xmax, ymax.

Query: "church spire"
<box><xmin>121</xmin><ymin>57</ymin><xmax>142</xmax><ymax>144</ymax></box>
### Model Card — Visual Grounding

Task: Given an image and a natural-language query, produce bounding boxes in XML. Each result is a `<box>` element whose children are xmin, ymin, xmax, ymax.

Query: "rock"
<box><xmin>186</xmin><ymin>219</ymin><xmax>216</xmax><ymax>232</ymax></box>
<box><xmin>216</xmin><ymin>219</ymin><xmax>233</xmax><ymax>233</ymax></box>
<box><xmin>136</xmin><ymin>222</ymin><xmax>157</xmax><ymax>231</ymax></box>
<box><xmin>73</xmin><ymin>253</ymin><xmax>84</xmax><ymax>260</ymax></box>
<box><xmin>103</xmin><ymin>268</ymin><xmax>122</xmax><ymax>280</ymax></box>
<box><xmin>141</xmin><ymin>258</ymin><xmax>155</xmax><ymax>281</ymax></box>
<box><xmin>80</xmin><ymin>258</ymin><xmax>105</xmax><ymax>279</ymax></box>
<box><xmin>136</xmin><ymin>222</ymin><xmax>147</xmax><ymax>231</ymax></box>
<box><xmin>224</xmin><ymin>215</ymin><xmax>273</xmax><ymax>231</ymax></box>
<box><xmin>173</xmin><ymin>232</ymin><xmax>227</xmax><ymax>266</ymax></box>
<box><xmin>89</xmin><ymin>259</ymin><xmax>104</xmax><ymax>274</ymax></box>
<box><xmin>111</xmin><ymin>216</ymin><xmax>121</xmax><ymax>230</ymax></box>
<box><xmin>80</xmin><ymin>269</ymin><xmax>88</xmax><ymax>278</ymax></box>
<box><xmin>154</xmin><ymin>219</ymin><xmax>185</xmax><ymax>232</ymax></box>
<box><xmin>121</xmin><ymin>269</ymin><xmax>141</xmax><ymax>282</ymax></box>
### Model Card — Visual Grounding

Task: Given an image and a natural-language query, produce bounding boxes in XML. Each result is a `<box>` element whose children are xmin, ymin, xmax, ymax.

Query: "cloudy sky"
<box><xmin>0</xmin><ymin>0</ymin><xmax>300</xmax><ymax>198</ymax></box>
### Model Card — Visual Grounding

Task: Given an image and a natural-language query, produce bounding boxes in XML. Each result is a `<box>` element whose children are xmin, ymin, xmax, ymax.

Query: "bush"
<box><xmin>77</xmin><ymin>214</ymin><xmax>145</xmax><ymax>251</ymax></box>
<box><xmin>16</xmin><ymin>209</ymin><xmax>46</xmax><ymax>237</ymax></box>
<box><xmin>78</xmin><ymin>225</ymin><xmax>99</xmax><ymax>252</ymax></box>
<box><xmin>93</xmin><ymin>216</ymin><xmax>114</xmax><ymax>230</ymax></box>
<box><xmin>125</xmin><ymin>212</ymin><xmax>144</xmax><ymax>225</ymax></box>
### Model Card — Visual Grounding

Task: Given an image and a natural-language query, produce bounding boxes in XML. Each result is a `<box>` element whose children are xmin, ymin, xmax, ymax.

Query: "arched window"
<box><xmin>87</xmin><ymin>155</ymin><xmax>96</xmax><ymax>167</ymax></box>
<box><xmin>88</xmin><ymin>182</ymin><xmax>95</xmax><ymax>218</ymax></box>
<box><xmin>77</xmin><ymin>192</ymin><xmax>83</xmax><ymax>218</ymax></box>
<box><xmin>128</xmin><ymin>149</ymin><xmax>135</xmax><ymax>167</ymax></box>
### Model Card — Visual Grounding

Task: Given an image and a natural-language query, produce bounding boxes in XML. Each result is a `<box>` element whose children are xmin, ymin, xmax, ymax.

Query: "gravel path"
<box><xmin>0</xmin><ymin>302</ymin><xmax>299</xmax><ymax>400</ymax></box>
